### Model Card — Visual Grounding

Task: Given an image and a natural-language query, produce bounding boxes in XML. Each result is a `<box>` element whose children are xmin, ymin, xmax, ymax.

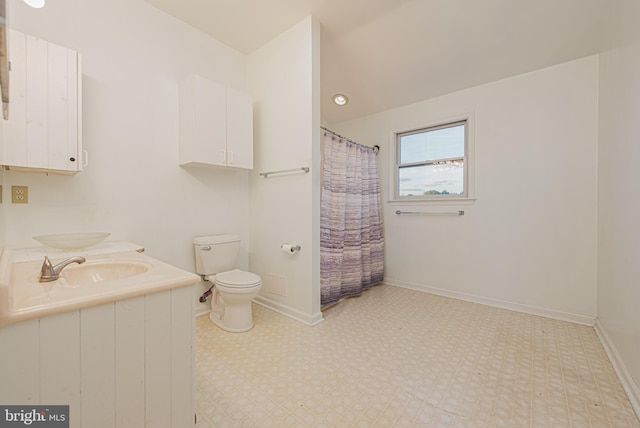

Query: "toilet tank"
<box><xmin>193</xmin><ymin>235</ymin><xmax>241</xmax><ymax>275</ymax></box>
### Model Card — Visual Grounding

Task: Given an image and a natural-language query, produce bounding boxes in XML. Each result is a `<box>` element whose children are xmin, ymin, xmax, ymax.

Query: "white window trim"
<box><xmin>388</xmin><ymin>113</ymin><xmax>476</xmax><ymax>205</ymax></box>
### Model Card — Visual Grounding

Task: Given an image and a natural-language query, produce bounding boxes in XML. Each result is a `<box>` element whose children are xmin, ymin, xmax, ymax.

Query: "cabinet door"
<box><xmin>25</xmin><ymin>34</ymin><xmax>48</xmax><ymax>169</ymax></box>
<box><xmin>1</xmin><ymin>30</ymin><xmax>27</xmax><ymax>167</ymax></box>
<box><xmin>47</xmin><ymin>42</ymin><xmax>81</xmax><ymax>171</ymax></box>
<box><xmin>226</xmin><ymin>86</ymin><xmax>253</xmax><ymax>169</ymax></box>
<box><xmin>0</xmin><ymin>30</ymin><xmax>81</xmax><ymax>173</ymax></box>
<box><xmin>178</xmin><ymin>75</ymin><xmax>226</xmax><ymax>167</ymax></box>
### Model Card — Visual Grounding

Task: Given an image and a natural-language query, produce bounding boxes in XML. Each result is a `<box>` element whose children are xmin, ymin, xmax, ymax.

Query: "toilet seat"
<box><xmin>214</xmin><ymin>269</ymin><xmax>261</xmax><ymax>288</ymax></box>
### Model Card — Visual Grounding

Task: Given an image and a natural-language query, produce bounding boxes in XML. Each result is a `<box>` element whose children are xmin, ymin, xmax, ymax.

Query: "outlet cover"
<box><xmin>12</xmin><ymin>186</ymin><xmax>28</xmax><ymax>204</ymax></box>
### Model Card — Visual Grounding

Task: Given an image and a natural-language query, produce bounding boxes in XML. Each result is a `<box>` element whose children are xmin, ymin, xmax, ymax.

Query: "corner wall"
<box><xmin>597</xmin><ymin>0</ymin><xmax>640</xmax><ymax>412</ymax></box>
<box><xmin>247</xmin><ymin>17</ymin><xmax>322</xmax><ymax>325</ymax></box>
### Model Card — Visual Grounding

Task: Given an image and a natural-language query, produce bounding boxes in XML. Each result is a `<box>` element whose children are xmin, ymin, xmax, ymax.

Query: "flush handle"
<box><xmin>200</xmin><ymin>246</ymin><xmax>212</xmax><ymax>251</ymax></box>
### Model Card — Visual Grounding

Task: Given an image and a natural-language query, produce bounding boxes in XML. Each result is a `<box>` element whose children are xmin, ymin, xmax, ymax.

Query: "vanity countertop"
<box><xmin>0</xmin><ymin>242</ymin><xmax>200</xmax><ymax>327</ymax></box>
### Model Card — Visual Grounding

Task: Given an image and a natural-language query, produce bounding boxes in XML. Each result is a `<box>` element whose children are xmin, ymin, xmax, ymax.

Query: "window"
<box><xmin>394</xmin><ymin>119</ymin><xmax>472</xmax><ymax>201</ymax></box>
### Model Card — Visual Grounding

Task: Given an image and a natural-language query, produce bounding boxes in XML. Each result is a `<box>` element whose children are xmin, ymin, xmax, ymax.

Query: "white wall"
<box><xmin>0</xmin><ymin>170</ymin><xmax>4</xmax><ymax>246</ymax></box>
<box><xmin>1</xmin><ymin>0</ymin><xmax>250</xmax><ymax>311</ymax></box>
<box><xmin>247</xmin><ymin>17</ymin><xmax>322</xmax><ymax>325</ymax></box>
<box><xmin>332</xmin><ymin>56</ymin><xmax>599</xmax><ymax>323</ymax></box>
<box><xmin>597</xmin><ymin>0</ymin><xmax>640</xmax><ymax>409</ymax></box>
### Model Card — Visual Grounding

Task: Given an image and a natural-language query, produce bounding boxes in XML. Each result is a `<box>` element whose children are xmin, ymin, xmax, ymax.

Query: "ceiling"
<box><xmin>144</xmin><ymin>0</ymin><xmax>608</xmax><ymax>124</ymax></box>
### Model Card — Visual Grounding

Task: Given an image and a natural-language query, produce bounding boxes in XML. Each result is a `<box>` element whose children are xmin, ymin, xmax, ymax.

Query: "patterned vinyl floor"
<box><xmin>194</xmin><ymin>284</ymin><xmax>640</xmax><ymax>427</ymax></box>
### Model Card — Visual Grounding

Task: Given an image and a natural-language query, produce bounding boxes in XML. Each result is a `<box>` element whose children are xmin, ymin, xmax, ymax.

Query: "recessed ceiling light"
<box><xmin>333</xmin><ymin>94</ymin><xmax>349</xmax><ymax>106</ymax></box>
<box><xmin>24</xmin><ymin>0</ymin><xmax>45</xmax><ymax>8</ymax></box>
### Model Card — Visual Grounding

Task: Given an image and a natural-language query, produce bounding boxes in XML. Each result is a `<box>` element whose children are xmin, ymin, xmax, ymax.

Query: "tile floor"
<box><xmin>194</xmin><ymin>284</ymin><xmax>640</xmax><ymax>427</ymax></box>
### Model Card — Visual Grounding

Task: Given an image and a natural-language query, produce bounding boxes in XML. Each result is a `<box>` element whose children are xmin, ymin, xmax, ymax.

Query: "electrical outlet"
<box><xmin>12</xmin><ymin>186</ymin><xmax>28</xmax><ymax>204</ymax></box>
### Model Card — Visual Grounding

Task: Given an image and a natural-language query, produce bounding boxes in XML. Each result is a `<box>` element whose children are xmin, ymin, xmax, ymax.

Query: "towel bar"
<box><xmin>395</xmin><ymin>210</ymin><xmax>464</xmax><ymax>216</ymax></box>
<box><xmin>259</xmin><ymin>167</ymin><xmax>309</xmax><ymax>178</ymax></box>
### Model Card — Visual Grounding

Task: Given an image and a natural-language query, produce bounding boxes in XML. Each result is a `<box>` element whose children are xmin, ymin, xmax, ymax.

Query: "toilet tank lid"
<box><xmin>193</xmin><ymin>234</ymin><xmax>241</xmax><ymax>245</ymax></box>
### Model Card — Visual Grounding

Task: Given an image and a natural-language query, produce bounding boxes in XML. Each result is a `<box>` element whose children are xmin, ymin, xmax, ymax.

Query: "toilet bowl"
<box><xmin>193</xmin><ymin>235</ymin><xmax>262</xmax><ymax>333</ymax></box>
<box><xmin>207</xmin><ymin>269</ymin><xmax>262</xmax><ymax>332</ymax></box>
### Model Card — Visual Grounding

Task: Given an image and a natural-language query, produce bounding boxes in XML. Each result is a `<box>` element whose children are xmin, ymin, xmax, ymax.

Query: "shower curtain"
<box><xmin>320</xmin><ymin>129</ymin><xmax>384</xmax><ymax>306</ymax></box>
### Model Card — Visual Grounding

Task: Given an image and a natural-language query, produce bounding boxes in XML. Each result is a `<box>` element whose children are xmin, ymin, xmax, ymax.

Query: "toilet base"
<box><xmin>209</xmin><ymin>303</ymin><xmax>254</xmax><ymax>333</ymax></box>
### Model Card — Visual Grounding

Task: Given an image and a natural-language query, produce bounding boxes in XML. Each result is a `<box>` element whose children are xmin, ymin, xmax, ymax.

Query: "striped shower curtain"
<box><xmin>320</xmin><ymin>129</ymin><xmax>384</xmax><ymax>306</ymax></box>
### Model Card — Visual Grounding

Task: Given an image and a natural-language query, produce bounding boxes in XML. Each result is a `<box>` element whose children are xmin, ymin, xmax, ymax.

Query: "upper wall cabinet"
<box><xmin>0</xmin><ymin>29</ymin><xmax>82</xmax><ymax>175</ymax></box>
<box><xmin>179</xmin><ymin>75</ymin><xmax>253</xmax><ymax>170</ymax></box>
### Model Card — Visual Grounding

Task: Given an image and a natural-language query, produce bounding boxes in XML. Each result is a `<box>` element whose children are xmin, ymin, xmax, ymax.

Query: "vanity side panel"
<box><xmin>81</xmin><ymin>303</ymin><xmax>116</xmax><ymax>427</ymax></box>
<box><xmin>0</xmin><ymin>319</ymin><xmax>39</xmax><ymax>403</ymax></box>
<box><xmin>39</xmin><ymin>311</ymin><xmax>81</xmax><ymax>428</ymax></box>
<box><xmin>144</xmin><ymin>290</ymin><xmax>172</xmax><ymax>428</ymax></box>
<box><xmin>171</xmin><ymin>285</ymin><xmax>195</xmax><ymax>427</ymax></box>
<box><xmin>115</xmin><ymin>296</ymin><xmax>145</xmax><ymax>428</ymax></box>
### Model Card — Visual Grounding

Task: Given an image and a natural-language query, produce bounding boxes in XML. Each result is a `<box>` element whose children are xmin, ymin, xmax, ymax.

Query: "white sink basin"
<box><xmin>1</xmin><ymin>247</ymin><xmax>202</xmax><ymax>327</ymax></box>
<box><xmin>60</xmin><ymin>260</ymin><xmax>151</xmax><ymax>285</ymax></box>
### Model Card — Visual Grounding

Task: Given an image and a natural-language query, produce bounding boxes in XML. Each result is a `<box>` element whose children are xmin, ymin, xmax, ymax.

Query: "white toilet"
<box><xmin>193</xmin><ymin>235</ymin><xmax>262</xmax><ymax>332</ymax></box>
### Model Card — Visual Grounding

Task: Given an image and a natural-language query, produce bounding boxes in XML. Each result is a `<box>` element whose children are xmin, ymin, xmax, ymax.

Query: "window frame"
<box><xmin>390</xmin><ymin>114</ymin><xmax>475</xmax><ymax>204</ymax></box>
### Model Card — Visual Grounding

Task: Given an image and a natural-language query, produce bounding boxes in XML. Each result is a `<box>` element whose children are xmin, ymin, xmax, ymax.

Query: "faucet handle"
<box><xmin>40</xmin><ymin>256</ymin><xmax>55</xmax><ymax>277</ymax></box>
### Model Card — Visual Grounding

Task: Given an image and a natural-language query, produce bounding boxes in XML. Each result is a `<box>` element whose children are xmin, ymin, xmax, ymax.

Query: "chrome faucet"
<box><xmin>39</xmin><ymin>256</ymin><xmax>86</xmax><ymax>282</ymax></box>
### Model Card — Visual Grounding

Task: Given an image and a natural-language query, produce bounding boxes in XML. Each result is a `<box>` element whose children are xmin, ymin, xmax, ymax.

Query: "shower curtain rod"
<box><xmin>321</xmin><ymin>126</ymin><xmax>379</xmax><ymax>154</ymax></box>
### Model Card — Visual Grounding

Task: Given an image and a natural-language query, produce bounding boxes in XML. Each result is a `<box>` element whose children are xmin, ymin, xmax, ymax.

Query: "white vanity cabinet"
<box><xmin>0</xmin><ymin>286</ymin><xmax>196</xmax><ymax>428</ymax></box>
<box><xmin>0</xmin><ymin>245</ymin><xmax>199</xmax><ymax>428</ymax></box>
<box><xmin>179</xmin><ymin>75</ymin><xmax>253</xmax><ymax>169</ymax></box>
<box><xmin>0</xmin><ymin>29</ymin><xmax>82</xmax><ymax>174</ymax></box>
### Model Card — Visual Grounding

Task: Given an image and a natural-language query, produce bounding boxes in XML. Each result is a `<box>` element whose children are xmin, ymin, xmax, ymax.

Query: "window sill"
<box><xmin>387</xmin><ymin>197</ymin><xmax>476</xmax><ymax>206</ymax></box>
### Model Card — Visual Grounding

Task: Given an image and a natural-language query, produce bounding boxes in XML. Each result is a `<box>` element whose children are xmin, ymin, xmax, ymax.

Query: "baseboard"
<box><xmin>194</xmin><ymin>305</ymin><xmax>209</xmax><ymax>317</ymax></box>
<box><xmin>253</xmin><ymin>295</ymin><xmax>324</xmax><ymax>327</ymax></box>
<box><xmin>594</xmin><ymin>318</ymin><xmax>640</xmax><ymax>418</ymax></box>
<box><xmin>384</xmin><ymin>278</ymin><xmax>596</xmax><ymax>326</ymax></box>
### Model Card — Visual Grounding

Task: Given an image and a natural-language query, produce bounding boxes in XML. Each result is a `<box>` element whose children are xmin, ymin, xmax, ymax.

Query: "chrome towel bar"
<box><xmin>259</xmin><ymin>167</ymin><xmax>309</xmax><ymax>178</ymax></box>
<box><xmin>395</xmin><ymin>210</ymin><xmax>464</xmax><ymax>216</ymax></box>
